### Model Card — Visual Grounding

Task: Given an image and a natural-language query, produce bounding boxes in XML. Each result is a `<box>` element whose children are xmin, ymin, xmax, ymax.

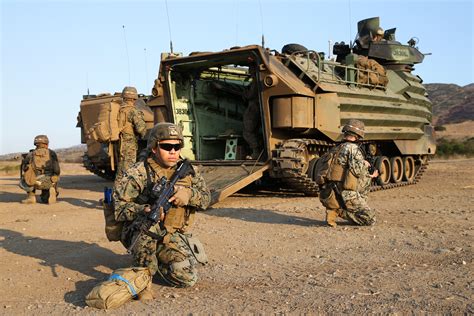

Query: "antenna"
<box><xmin>86</xmin><ymin>72</ymin><xmax>90</xmax><ymax>95</ymax></box>
<box><xmin>348</xmin><ymin>0</ymin><xmax>353</xmax><ymax>48</ymax></box>
<box><xmin>144</xmin><ymin>48</ymin><xmax>149</xmax><ymax>93</ymax></box>
<box><xmin>122</xmin><ymin>25</ymin><xmax>131</xmax><ymax>84</ymax></box>
<box><xmin>328</xmin><ymin>40</ymin><xmax>332</xmax><ymax>59</ymax></box>
<box><xmin>258</xmin><ymin>0</ymin><xmax>265</xmax><ymax>47</ymax></box>
<box><xmin>165</xmin><ymin>0</ymin><xmax>174</xmax><ymax>53</ymax></box>
<box><xmin>234</xmin><ymin>0</ymin><xmax>239</xmax><ymax>46</ymax></box>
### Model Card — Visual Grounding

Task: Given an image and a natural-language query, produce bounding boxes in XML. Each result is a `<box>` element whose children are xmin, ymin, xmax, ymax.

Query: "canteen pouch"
<box><xmin>182</xmin><ymin>234</ymin><xmax>208</xmax><ymax>265</ymax></box>
<box><xmin>342</xmin><ymin>169</ymin><xmax>358</xmax><ymax>191</ymax></box>
<box><xmin>103</xmin><ymin>191</ymin><xmax>123</xmax><ymax>242</ymax></box>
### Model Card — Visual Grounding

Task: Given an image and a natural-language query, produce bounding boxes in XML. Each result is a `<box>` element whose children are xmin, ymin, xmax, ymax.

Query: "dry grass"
<box><xmin>0</xmin><ymin>161</ymin><xmax>21</xmax><ymax>175</ymax></box>
<box><xmin>0</xmin><ymin>162</ymin><xmax>90</xmax><ymax>176</ymax></box>
<box><xmin>436</xmin><ymin>120</ymin><xmax>474</xmax><ymax>140</ymax></box>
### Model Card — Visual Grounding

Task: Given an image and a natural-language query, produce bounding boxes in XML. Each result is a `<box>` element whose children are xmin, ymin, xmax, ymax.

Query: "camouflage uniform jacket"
<box><xmin>119</xmin><ymin>103</ymin><xmax>147</xmax><ymax>141</ymax></box>
<box><xmin>333</xmin><ymin>141</ymin><xmax>371</xmax><ymax>199</ymax></box>
<box><xmin>113</xmin><ymin>157</ymin><xmax>211</xmax><ymax>227</ymax></box>
<box><xmin>334</xmin><ymin>142</ymin><xmax>367</xmax><ymax>183</ymax></box>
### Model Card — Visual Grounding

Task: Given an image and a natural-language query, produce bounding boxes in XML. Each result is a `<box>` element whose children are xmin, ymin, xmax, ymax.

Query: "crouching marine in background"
<box><xmin>19</xmin><ymin>135</ymin><xmax>60</xmax><ymax>204</ymax></box>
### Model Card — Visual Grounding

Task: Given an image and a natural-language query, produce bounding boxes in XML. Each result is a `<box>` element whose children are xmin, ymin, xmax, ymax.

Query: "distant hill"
<box><xmin>1</xmin><ymin>83</ymin><xmax>473</xmax><ymax>160</ymax></box>
<box><xmin>426</xmin><ymin>83</ymin><xmax>474</xmax><ymax>125</ymax></box>
<box><xmin>0</xmin><ymin>144</ymin><xmax>86</xmax><ymax>162</ymax></box>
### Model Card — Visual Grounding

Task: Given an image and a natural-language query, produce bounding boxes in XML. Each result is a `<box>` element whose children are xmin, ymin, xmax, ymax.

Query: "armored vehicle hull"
<box><xmin>148</xmin><ymin>19</ymin><xmax>434</xmax><ymax>203</ymax></box>
<box><xmin>78</xmin><ymin>18</ymin><xmax>435</xmax><ymax>203</ymax></box>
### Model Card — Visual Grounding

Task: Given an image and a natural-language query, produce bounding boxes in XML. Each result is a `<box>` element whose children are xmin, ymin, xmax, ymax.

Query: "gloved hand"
<box><xmin>51</xmin><ymin>175</ymin><xmax>59</xmax><ymax>183</ymax></box>
<box><xmin>169</xmin><ymin>186</ymin><xmax>192</xmax><ymax>207</ymax></box>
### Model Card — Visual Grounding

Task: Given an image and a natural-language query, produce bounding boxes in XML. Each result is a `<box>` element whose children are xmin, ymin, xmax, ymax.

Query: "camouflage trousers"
<box><xmin>19</xmin><ymin>174</ymin><xmax>58</xmax><ymax>203</ymax></box>
<box><xmin>19</xmin><ymin>174</ymin><xmax>56</xmax><ymax>192</ymax></box>
<box><xmin>320</xmin><ymin>173</ymin><xmax>375</xmax><ymax>226</ymax></box>
<box><xmin>339</xmin><ymin>173</ymin><xmax>376</xmax><ymax>226</ymax></box>
<box><xmin>116</xmin><ymin>137</ymin><xmax>138</xmax><ymax>181</ymax></box>
<box><xmin>125</xmin><ymin>224</ymin><xmax>201</xmax><ymax>288</ymax></box>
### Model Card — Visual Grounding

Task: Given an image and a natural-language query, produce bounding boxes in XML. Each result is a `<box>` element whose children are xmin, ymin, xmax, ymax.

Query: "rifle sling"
<box><xmin>143</xmin><ymin>229</ymin><xmax>166</xmax><ymax>241</ymax></box>
<box><xmin>144</xmin><ymin>159</ymin><xmax>156</xmax><ymax>196</ymax></box>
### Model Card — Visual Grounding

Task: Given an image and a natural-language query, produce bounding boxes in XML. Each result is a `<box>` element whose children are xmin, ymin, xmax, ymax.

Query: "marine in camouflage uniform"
<box><xmin>242</xmin><ymin>65</ymin><xmax>261</xmax><ymax>159</ymax></box>
<box><xmin>114</xmin><ymin>122</ymin><xmax>211</xmax><ymax>289</ymax></box>
<box><xmin>116</xmin><ymin>86</ymin><xmax>147</xmax><ymax>181</ymax></box>
<box><xmin>319</xmin><ymin>119</ymin><xmax>378</xmax><ymax>227</ymax></box>
<box><xmin>19</xmin><ymin>135</ymin><xmax>60</xmax><ymax>204</ymax></box>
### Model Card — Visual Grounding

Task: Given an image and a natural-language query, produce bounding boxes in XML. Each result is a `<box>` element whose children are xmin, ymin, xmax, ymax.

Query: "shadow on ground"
<box><xmin>0</xmin><ymin>229</ymin><xmax>130</xmax><ymax>306</ymax></box>
<box><xmin>205</xmin><ymin>207</ymin><xmax>326</xmax><ymax>227</ymax></box>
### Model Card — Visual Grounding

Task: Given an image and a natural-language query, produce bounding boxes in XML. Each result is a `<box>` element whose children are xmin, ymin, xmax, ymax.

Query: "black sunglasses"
<box><xmin>158</xmin><ymin>143</ymin><xmax>183</xmax><ymax>152</ymax></box>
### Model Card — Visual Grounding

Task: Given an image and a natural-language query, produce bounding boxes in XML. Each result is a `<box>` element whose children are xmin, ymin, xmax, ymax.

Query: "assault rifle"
<box><xmin>359</xmin><ymin>144</ymin><xmax>378</xmax><ymax>174</ymax></box>
<box><xmin>127</xmin><ymin>159</ymin><xmax>194</xmax><ymax>253</ymax></box>
<box><xmin>329</xmin><ymin>182</ymin><xmax>348</xmax><ymax>212</ymax></box>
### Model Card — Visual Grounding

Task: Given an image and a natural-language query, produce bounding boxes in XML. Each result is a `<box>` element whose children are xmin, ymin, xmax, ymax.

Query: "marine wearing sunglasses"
<box><xmin>151</xmin><ymin>139</ymin><xmax>183</xmax><ymax>168</ymax></box>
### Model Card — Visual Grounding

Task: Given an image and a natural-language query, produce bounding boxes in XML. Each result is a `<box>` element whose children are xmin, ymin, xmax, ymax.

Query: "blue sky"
<box><xmin>1</xmin><ymin>0</ymin><xmax>473</xmax><ymax>154</ymax></box>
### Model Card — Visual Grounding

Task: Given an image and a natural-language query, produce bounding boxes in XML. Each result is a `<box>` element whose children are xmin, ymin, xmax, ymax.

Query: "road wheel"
<box><xmin>375</xmin><ymin>156</ymin><xmax>391</xmax><ymax>186</ymax></box>
<box><xmin>307</xmin><ymin>157</ymin><xmax>318</xmax><ymax>181</ymax></box>
<box><xmin>403</xmin><ymin>156</ymin><xmax>416</xmax><ymax>181</ymax></box>
<box><xmin>390</xmin><ymin>156</ymin><xmax>403</xmax><ymax>183</ymax></box>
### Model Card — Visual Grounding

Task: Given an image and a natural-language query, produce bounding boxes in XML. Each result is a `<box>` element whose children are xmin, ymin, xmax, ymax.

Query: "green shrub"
<box><xmin>436</xmin><ymin>138</ymin><xmax>474</xmax><ymax>157</ymax></box>
<box><xmin>434</xmin><ymin>125</ymin><xmax>446</xmax><ymax>131</ymax></box>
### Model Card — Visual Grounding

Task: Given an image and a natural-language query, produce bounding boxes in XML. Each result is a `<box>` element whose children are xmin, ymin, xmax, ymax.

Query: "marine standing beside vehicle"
<box><xmin>317</xmin><ymin>119</ymin><xmax>378</xmax><ymax>227</ymax></box>
<box><xmin>116</xmin><ymin>86</ymin><xmax>147</xmax><ymax>180</ymax></box>
<box><xmin>242</xmin><ymin>64</ymin><xmax>261</xmax><ymax>159</ymax></box>
<box><xmin>113</xmin><ymin>122</ymin><xmax>211</xmax><ymax>295</ymax></box>
<box><xmin>19</xmin><ymin>135</ymin><xmax>60</xmax><ymax>204</ymax></box>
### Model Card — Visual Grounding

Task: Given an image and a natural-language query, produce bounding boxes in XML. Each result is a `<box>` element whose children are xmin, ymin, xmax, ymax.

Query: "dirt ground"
<box><xmin>0</xmin><ymin>159</ymin><xmax>473</xmax><ymax>314</ymax></box>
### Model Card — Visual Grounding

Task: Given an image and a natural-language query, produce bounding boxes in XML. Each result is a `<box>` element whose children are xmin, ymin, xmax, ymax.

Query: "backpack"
<box><xmin>85</xmin><ymin>267</ymin><xmax>151</xmax><ymax>309</ymax></box>
<box><xmin>87</xmin><ymin>101</ymin><xmax>121</xmax><ymax>143</ymax></box>
<box><xmin>22</xmin><ymin>148</ymin><xmax>52</xmax><ymax>186</ymax></box>
<box><xmin>314</xmin><ymin>145</ymin><xmax>345</xmax><ymax>185</ymax></box>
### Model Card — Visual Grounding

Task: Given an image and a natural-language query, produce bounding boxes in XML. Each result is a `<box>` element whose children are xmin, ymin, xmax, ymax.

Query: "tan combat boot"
<box><xmin>21</xmin><ymin>192</ymin><xmax>36</xmax><ymax>204</ymax></box>
<box><xmin>48</xmin><ymin>187</ymin><xmax>57</xmax><ymax>204</ymax></box>
<box><xmin>326</xmin><ymin>209</ymin><xmax>338</xmax><ymax>227</ymax></box>
<box><xmin>138</xmin><ymin>284</ymin><xmax>154</xmax><ymax>301</ymax></box>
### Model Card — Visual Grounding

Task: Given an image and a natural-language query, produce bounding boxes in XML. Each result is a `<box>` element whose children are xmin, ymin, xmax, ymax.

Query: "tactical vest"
<box><xmin>118</xmin><ymin>105</ymin><xmax>135</xmax><ymax>135</ymax></box>
<box><xmin>315</xmin><ymin>143</ymin><xmax>359</xmax><ymax>191</ymax></box>
<box><xmin>142</xmin><ymin>159</ymin><xmax>194</xmax><ymax>235</ymax></box>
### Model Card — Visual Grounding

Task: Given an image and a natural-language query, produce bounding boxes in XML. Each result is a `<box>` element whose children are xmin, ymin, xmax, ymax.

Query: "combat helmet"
<box><xmin>147</xmin><ymin>122</ymin><xmax>184</xmax><ymax>150</ymax></box>
<box><xmin>34</xmin><ymin>135</ymin><xmax>49</xmax><ymax>146</ymax></box>
<box><xmin>342</xmin><ymin>119</ymin><xmax>365</xmax><ymax>139</ymax></box>
<box><xmin>376</xmin><ymin>27</ymin><xmax>384</xmax><ymax>36</ymax></box>
<box><xmin>122</xmin><ymin>86</ymin><xmax>138</xmax><ymax>100</ymax></box>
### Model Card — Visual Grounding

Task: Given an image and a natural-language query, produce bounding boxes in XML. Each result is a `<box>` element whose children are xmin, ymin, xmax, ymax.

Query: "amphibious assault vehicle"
<box><xmin>77</xmin><ymin>93</ymin><xmax>155</xmax><ymax>179</ymax></box>
<box><xmin>77</xmin><ymin>17</ymin><xmax>435</xmax><ymax>203</ymax></box>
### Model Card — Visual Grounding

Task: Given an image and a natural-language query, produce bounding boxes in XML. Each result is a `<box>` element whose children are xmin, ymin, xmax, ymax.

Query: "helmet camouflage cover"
<box><xmin>147</xmin><ymin>122</ymin><xmax>184</xmax><ymax>149</ymax></box>
<box><xmin>34</xmin><ymin>134</ymin><xmax>49</xmax><ymax>146</ymax></box>
<box><xmin>342</xmin><ymin>119</ymin><xmax>365</xmax><ymax>138</ymax></box>
<box><xmin>122</xmin><ymin>86</ymin><xmax>138</xmax><ymax>100</ymax></box>
<box><xmin>376</xmin><ymin>27</ymin><xmax>384</xmax><ymax>36</ymax></box>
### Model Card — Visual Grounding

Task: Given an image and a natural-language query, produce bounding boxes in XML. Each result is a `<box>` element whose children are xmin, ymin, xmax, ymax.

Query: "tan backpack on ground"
<box><xmin>85</xmin><ymin>267</ymin><xmax>152</xmax><ymax>309</ymax></box>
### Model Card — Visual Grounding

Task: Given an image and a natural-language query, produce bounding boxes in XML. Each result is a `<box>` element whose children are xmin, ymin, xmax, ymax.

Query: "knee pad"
<box><xmin>157</xmin><ymin>258</ymin><xmax>197</xmax><ymax>288</ymax></box>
